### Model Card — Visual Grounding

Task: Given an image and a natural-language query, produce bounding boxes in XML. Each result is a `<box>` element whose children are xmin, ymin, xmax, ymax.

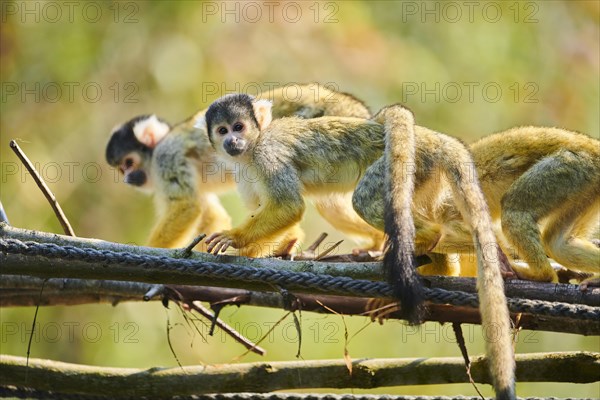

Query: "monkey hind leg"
<box><xmin>542</xmin><ymin>192</ymin><xmax>600</xmax><ymax>274</ymax></box>
<box><xmin>314</xmin><ymin>193</ymin><xmax>385</xmax><ymax>250</ymax></box>
<box><xmin>501</xmin><ymin>150</ymin><xmax>595</xmax><ymax>282</ymax></box>
<box><xmin>418</xmin><ymin>253</ymin><xmax>461</xmax><ymax>276</ymax></box>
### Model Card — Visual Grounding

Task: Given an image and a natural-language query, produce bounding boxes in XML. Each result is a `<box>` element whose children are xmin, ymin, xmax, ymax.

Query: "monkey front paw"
<box><xmin>205</xmin><ymin>231</ymin><xmax>238</xmax><ymax>254</ymax></box>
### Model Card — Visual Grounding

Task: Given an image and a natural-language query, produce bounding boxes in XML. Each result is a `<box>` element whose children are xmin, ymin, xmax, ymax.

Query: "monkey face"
<box><xmin>118</xmin><ymin>152</ymin><xmax>146</xmax><ymax>185</ymax></box>
<box><xmin>204</xmin><ymin>93</ymin><xmax>273</xmax><ymax>158</ymax></box>
<box><xmin>106</xmin><ymin>115</ymin><xmax>167</xmax><ymax>192</ymax></box>
<box><xmin>213</xmin><ymin>121</ymin><xmax>250</xmax><ymax>157</ymax></box>
<box><xmin>114</xmin><ymin>150</ymin><xmax>154</xmax><ymax>191</ymax></box>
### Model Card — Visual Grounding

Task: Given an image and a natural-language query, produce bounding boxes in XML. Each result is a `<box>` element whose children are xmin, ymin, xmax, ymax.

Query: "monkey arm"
<box><xmin>148</xmin><ymin>137</ymin><xmax>204</xmax><ymax>248</ymax></box>
<box><xmin>206</xmin><ymin>164</ymin><xmax>306</xmax><ymax>255</ymax></box>
<box><xmin>148</xmin><ymin>198</ymin><xmax>201</xmax><ymax>248</ymax></box>
<box><xmin>205</xmin><ymin>199</ymin><xmax>306</xmax><ymax>254</ymax></box>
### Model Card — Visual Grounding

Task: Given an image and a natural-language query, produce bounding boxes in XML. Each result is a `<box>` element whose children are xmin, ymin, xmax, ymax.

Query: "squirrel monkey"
<box><xmin>355</xmin><ymin>126</ymin><xmax>600</xmax><ymax>283</ymax></box>
<box><xmin>434</xmin><ymin>128</ymin><xmax>599</xmax><ymax>282</ymax></box>
<box><xmin>202</xmin><ymin>95</ymin><xmax>458</xmax><ymax>323</ymax></box>
<box><xmin>200</xmin><ymin>93</ymin><xmax>388</xmax><ymax>258</ymax></box>
<box><xmin>353</xmin><ymin>107</ymin><xmax>516</xmax><ymax>399</ymax></box>
<box><xmin>471</xmin><ymin>127</ymin><xmax>600</xmax><ymax>282</ymax></box>
<box><xmin>106</xmin><ymin>84</ymin><xmax>384</xmax><ymax>251</ymax></box>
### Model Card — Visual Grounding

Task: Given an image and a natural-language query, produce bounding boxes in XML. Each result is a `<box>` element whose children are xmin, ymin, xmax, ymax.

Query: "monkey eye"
<box><xmin>124</xmin><ymin>158</ymin><xmax>134</xmax><ymax>169</ymax></box>
<box><xmin>233</xmin><ymin>122</ymin><xmax>244</xmax><ymax>132</ymax></box>
<box><xmin>217</xmin><ymin>127</ymin><xmax>228</xmax><ymax>135</ymax></box>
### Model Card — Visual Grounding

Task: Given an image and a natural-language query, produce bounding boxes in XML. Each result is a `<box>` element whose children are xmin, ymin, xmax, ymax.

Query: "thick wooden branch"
<box><xmin>2</xmin><ymin>277</ymin><xmax>143</xmax><ymax>308</ymax></box>
<box><xmin>0</xmin><ymin>353</ymin><xmax>597</xmax><ymax>397</ymax></box>
<box><xmin>0</xmin><ymin>275</ymin><xmax>151</xmax><ymax>306</ymax></box>
<box><xmin>0</xmin><ymin>224</ymin><xmax>383</xmax><ymax>286</ymax></box>
<box><xmin>424</xmin><ymin>276</ymin><xmax>599</xmax><ymax>307</ymax></box>
<box><xmin>2</xmin><ymin>224</ymin><xmax>598</xmax><ymax>305</ymax></box>
<box><xmin>2</xmin><ymin>276</ymin><xmax>597</xmax><ymax>335</ymax></box>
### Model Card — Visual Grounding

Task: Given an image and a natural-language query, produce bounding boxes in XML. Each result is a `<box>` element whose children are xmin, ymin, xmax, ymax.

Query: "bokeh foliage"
<box><xmin>0</xmin><ymin>1</ymin><xmax>598</xmax><ymax>397</ymax></box>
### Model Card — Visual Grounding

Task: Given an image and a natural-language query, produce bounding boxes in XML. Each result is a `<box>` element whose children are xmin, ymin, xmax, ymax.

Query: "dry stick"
<box><xmin>292</xmin><ymin>232</ymin><xmax>328</xmax><ymax>260</ymax></box>
<box><xmin>185</xmin><ymin>301</ymin><xmax>267</xmax><ymax>356</ymax></box>
<box><xmin>0</xmin><ymin>201</ymin><xmax>9</xmax><ymax>224</ymax></box>
<box><xmin>307</xmin><ymin>232</ymin><xmax>328</xmax><ymax>253</ymax></box>
<box><xmin>315</xmin><ymin>239</ymin><xmax>344</xmax><ymax>260</ymax></box>
<box><xmin>143</xmin><ymin>284</ymin><xmax>165</xmax><ymax>301</ymax></box>
<box><xmin>1</xmin><ymin>277</ymin><xmax>599</xmax><ymax>335</ymax></box>
<box><xmin>166</xmin><ymin>286</ymin><xmax>265</xmax><ymax>356</ymax></box>
<box><xmin>9</xmin><ymin>140</ymin><xmax>75</xmax><ymax>237</ymax></box>
<box><xmin>188</xmin><ymin>301</ymin><xmax>266</xmax><ymax>356</ymax></box>
<box><xmin>25</xmin><ymin>279</ymin><xmax>46</xmax><ymax>385</ymax></box>
<box><xmin>165</xmin><ymin>308</ymin><xmax>185</xmax><ymax>370</ymax></box>
<box><xmin>234</xmin><ymin>311</ymin><xmax>290</xmax><ymax>361</ymax></box>
<box><xmin>452</xmin><ymin>323</ymin><xmax>484</xmax><ymax>400</ymax></box>
<box><xmin>179</xmin><ymin>234</ymin><xmax>207</xmax><ymax>258</ymax></box>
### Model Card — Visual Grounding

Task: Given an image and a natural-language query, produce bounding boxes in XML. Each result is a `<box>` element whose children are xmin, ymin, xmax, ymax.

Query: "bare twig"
<box><xmin>9</xmin><ymin>141</ymin><xmax>75</xmax><ymax>236</ymax></box>
<box><xmin>453</xmin><ymin>323</ymin><xmax>484</xmax><ymax>400</ymax></box>
<box><xmin>165</xmin><ymin>308</ymin><xmax>185</xmax><ymax>370</ymax></box>
<box><xmin>187</xmin><ymin>300</ymin><xmax>266</xmax><ymax>356</ymax></box>
<box><xmin>165</xmin><ymin>285</ymin><xmax>265</xmax><ymax>356</ymax></box>
<box><xmin>143</xmin><ymin>284</ymin><xmax>165</xmax><ymax>301</ymax></box>
<box><xmin>0</xmin><ymin>201</ymin><xmax>9</xmax><ymax>224</ymax></box>
<box><xmin>315</xmin><ymin>239</ymin><xmax>344</xmax><ymax>260</ymax></box>
<box><xmin>25</xmin><ymin>279</ymin><xmax>46</xmax><ymax>384</ymax></box>
<box><xmin>307</xmin><ymin>232</ymin><xmax>328</xmax><ymax>253</ymax></box>
<box><xmin>179</xmin><ymin>234</ymin><xmax>207</xmax><ymax>258</ymax></box>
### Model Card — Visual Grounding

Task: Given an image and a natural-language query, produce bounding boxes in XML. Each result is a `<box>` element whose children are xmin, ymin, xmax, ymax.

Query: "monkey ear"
<box><xmin>133</xmin><ymin>115</ymin><xmax>170</xmax><ymax>148</ymax></box>
<box><xmin>253</xmin><ymin>99</ymin><xmax>273</xmax><ymax>130</ymax></box>
<box><xmin>194</xmin><ymin>116</ymin><xmax>207</xmax><ymax>132</ymax></box>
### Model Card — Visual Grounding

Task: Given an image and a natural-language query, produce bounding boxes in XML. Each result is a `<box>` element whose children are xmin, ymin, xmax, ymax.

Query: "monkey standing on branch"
<box><xmin>353</xmin><ymin>106</ymin><xmax>516</xmax><ymax>399</ymax></box>
<box><xmin>200</xmin><ymin>93</ymin><xmax>388</xmax><ymax>258</ymax></box>
<box><xmin>201</xmin><ymin>96</ymin><xmax>514</xmax><ymax>399</ymax></box>
<box><xmin>105</xmin><ymin>84</ymin><xmax>384</xmax><ymax>253</ymax></box>
<box><xmin>354</xmin><ymin>127</ymin><xmax>600</xmax><ymax>284</ymax></box>
<box><xmin>471</xmin><ymin>127</ymin><xmax>600</xmax><ymax>283</ymax></box>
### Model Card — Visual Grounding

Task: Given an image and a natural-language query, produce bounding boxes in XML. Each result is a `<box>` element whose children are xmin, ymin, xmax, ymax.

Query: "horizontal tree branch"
<box><xmin>0</xmin><ymin>275</ymin><xmax>152</xmax><ymax>307</ymax></box>
<box><xmin>2</xmin><ymin>224</ymin><xmax>597</xmax><ymax>305</ymax></box>
<box><xmin>0</xmin><ymin>224</ymin><xmax>383</xmax><ymax>287</ymax></box>
<box><xmin>1</xmin><ymin>352</ymin><xmax>597</xmax><ymax>397</ymax></box>
<box><xmin>2</xmin><ymin>276</ymin><xmax>598</xmax><ymax>336</ymax></box>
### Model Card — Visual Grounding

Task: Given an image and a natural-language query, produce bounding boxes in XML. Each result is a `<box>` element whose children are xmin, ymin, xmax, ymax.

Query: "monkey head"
<box><xmin>199</xmin><ymin>94</ymin><xmax>273</xmax><ymax>158</ymax></box>
<box><xmin>106</xmin><ymin>114</ymin><xmax>171</xmax><ymax>191</ymax></box>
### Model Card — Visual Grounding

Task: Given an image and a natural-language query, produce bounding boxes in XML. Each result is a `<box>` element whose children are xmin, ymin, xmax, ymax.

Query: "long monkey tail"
<box><xmin>378</xmin><ymin>105</ymin><xmax>424</xmax><ymax>324</ymax></box>
<box><xmin>442</xmin><ymin>138</ymin><xmax>516</xmax><ymax>399</ymax></box>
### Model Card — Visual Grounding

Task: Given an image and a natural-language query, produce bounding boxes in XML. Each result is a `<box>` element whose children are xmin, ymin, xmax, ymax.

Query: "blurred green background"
<box><xmin>1</xmin><ymin>1</ymin><xmax>598</xmax><ymax>397</ymax></box>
